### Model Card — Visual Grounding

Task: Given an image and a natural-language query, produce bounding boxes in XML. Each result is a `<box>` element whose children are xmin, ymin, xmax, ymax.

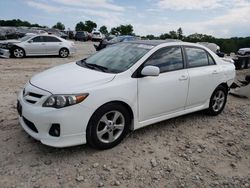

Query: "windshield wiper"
<box><xmin>86</xmin><ymin>63</ymin><xmax>108</xmax><ymax>72</ymax></box>
<box><xmin>78</xmin><ymin>59</ymin><xmax>109</xmax><ymax>72</ymax></box>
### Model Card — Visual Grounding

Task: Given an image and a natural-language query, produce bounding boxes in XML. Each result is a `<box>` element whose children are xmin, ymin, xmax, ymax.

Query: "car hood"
<box><xmin>30</xmin><ymin>62</ymin><xmax>116</xmax><ymax>94</ymax></box>
<box><xmin>0</xmin><ymin>39</ymin><xmax>20</xmax><ymax>44</ymax></box>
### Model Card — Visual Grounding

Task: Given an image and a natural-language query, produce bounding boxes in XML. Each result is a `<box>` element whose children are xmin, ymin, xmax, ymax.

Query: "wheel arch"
<box><xmin>88</xmin><ymin>100</ymin><xmax>134</xmax><ymax>131</ymax></box>
<box><xmin>11</xmin><ymin>45</ymin><xmax>26</xmax><ymax>56</ymax></box>
<box><xmin>218</xmin><ymin>82</ymin><xmax>229</xmax><ymax>92</ymax></box>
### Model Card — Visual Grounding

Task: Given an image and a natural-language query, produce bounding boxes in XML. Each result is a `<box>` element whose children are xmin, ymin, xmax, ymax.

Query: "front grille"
<box><xmin>23</xmin><ymin>117</ymin><xmax>38</xmax><ymax>133</ymax></box>
<box><xmin>23</xmin><ymin>90</ymin><xmax>44</xmax><ymax>104</ymax></box>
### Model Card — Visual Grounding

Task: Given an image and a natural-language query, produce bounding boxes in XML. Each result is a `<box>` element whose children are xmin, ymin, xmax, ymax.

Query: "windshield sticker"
<box><xmin>137</xmin><ymin>44</ymin><xmax>154</xmax><ymax>49</ymax></box>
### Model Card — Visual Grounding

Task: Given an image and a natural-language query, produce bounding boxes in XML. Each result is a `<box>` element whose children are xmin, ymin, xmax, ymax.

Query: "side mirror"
<box><xmin>28</xmin><ymin>40</ymin><xmax>33</xmax><ymax>43</ymax></box>
<box><xmin>141</xmin><ymin>66</ymin><xmax>160</xmax><ymax>77</ymax></box>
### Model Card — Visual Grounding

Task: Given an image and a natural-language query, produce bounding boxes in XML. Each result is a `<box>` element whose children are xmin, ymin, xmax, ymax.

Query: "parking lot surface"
<box><xmin>0</xmin><ymin>42</ymin><xmax>249</xmax><ymax>187</ymax></box>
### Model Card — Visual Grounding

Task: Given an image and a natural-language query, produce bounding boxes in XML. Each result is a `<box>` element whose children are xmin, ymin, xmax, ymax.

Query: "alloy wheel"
<box><xmin>60</xmin><ymin>49</ymin><xmax>68</xmax><ymax>57</ymax></box>
<box><xmin>96</xmin><ymin>111</ymin><xmax>125</xmax><ymax>143</ymax></box>
<box><xmin>14</xmin><ymin>48</ymin><xmax>24</xmax><ymax>58</ymax></box>
<box><xmin>212</xmin><ymin>90</ymin><xmax>225</xmax><ymax>112</ymax></box>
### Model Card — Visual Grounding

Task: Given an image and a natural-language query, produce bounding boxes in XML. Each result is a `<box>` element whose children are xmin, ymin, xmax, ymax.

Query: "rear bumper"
<box><xmin>69</xmin><ymin>47</ymin><xmax>77</xmax><ymax>54</ymax></box>
<box><xmin>0</xmin><ymin>48</ymin><xmax>10</xmax><ymax>58</ymax></box>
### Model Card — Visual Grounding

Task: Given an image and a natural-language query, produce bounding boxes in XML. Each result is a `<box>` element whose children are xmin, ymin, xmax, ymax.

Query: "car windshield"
<box><xmin>18</xmin><ymin>35</ymin><xmax>33</xmax><ymax>42</ymax></box>
<box><xmin>77</xmin><ymin>43</ymin><xmax>153</xmax><ymax>73</ymax></box>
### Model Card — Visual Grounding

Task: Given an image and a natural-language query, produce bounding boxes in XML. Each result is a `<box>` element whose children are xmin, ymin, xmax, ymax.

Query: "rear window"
<box><xmin>185</xmin><ymin>47</ymin><xmax>209</xmax><ymax>68</ymax></box>
<box><xmin>44</xmin><ymin>36</ymin><xmax>61</xmax><ymax>42</ymax></box>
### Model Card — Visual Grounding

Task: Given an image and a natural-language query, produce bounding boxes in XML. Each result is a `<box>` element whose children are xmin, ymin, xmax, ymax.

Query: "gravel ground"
<box><xmin>0</xmin><ymin>42</ymin><xmax>249</xmax><ymax>188</ymax></box>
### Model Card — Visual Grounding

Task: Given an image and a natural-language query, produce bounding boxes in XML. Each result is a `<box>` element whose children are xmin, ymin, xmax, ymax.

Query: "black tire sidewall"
<box><xmin>207</xmin><ymin>86</ymin><xmax>228</xmax><ymax>116</ymax></box>
<box><xmin>87</xmin><ymin>103</ymin><xmax>130</xmax><ymax>150</ymax></box>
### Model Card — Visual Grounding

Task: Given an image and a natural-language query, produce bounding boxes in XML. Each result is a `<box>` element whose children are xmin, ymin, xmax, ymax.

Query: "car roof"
<box><xmin>128</xmin><ymin>39</ymin><xmax>181</xmax><ymax>46</ymax></box>
<box><xmin>127</xmin><ymin>40</ymin><xmax>207</xmax><ymax>48</ymax></box>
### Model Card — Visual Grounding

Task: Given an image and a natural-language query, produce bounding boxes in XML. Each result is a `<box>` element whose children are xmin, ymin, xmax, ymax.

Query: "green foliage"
<box><xmin>85</xmin><ymin>20</ymin><xmax>97</xmax><ymax>33</ymax></box>
<box><xmin>75</xmin><ymin>21</ymin><xmax>85</xmax><ymax>31</ymax></box>
<box><xmin>99</xmin><ymin>25</ymin><xmax>108</xmax><ymax>35</ymax></box>
<box><xmin>110</xmin><ymin>24</ymin><xmax>134</xmax><ymax>35</ymax></box>
<box><xmin>177</xmin><ymin>27</ymin><xmax>183</xmax><ymax>40</ymax></box>
<box><xmin>0</xmin><ymin>19</ymin><xmax>45</xmax><ymax>28</ymax></box>
<box><xmin>169</xmin><ymin>30</ymin><xmax>178</xmax><ymax>39</ymax></box>
<box><xmin>75</xmin><ymin>20</ymin><xmax>97</xmax><ymax>32</ymax></box>
<box><xmin>52</xmin><ymin>22</ymin><xmax>65</xmax><ymax>30</ymax></box>
<box><xmin>159</xmin><ymin>33</ymin><xmax>171</xmax><ymax>40</ymax></box>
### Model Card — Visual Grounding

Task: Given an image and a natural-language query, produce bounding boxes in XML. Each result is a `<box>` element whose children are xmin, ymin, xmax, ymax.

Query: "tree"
<box><xmin>177</xmin><ymin>27</ymin><xmax>183</xmax><ymax>40</ymax></box>
<box><xmin>110</xmin><ymin>27</ymin><xmax>120</xmax><ymax>35</ymax></box>
<box><xmin>0</xmin><ymin>19</ymin><xmax>45</xmax><ymax>28</ymax></box>
<box><xmin>146</xmin><ymin>35</ymin><xmax>156</xmax><ymax>40</ymax></box>
<box><xmin>84</xmin><ymin>20</ymin><xmax>97</xmax><ymax>33</ymax></box>
<box><xmin>119</xmin><ymin>24</ymin><xmax>133</xmax><ymax>35</ymax></box>
<box><xmin>159</xmin><ymin>33</ymin><xmax>171</xmax><ymax>40</ymax></box>
<box><xmin>169</xmin><ymin>30</ymin><xmax>178</xmax><ymax>39</ymax></box>
<box><xmin>75</xmin><ymin>21</ymin><xmax>85</xmax><ymax>31</ymax></box>
<box><xmin>99</xmin><ymin>25</ymin><xmax>108</xmax><ymax>35</ymax></box>
<box><xmin>110</xmin><ymin>24</ymin><xmax>134</xmax><ymax>35</ymax></box>
<box><xmin>52</xmin><ymin>22</ymin><xmax>65</xmax><ymax>30</ymax></box>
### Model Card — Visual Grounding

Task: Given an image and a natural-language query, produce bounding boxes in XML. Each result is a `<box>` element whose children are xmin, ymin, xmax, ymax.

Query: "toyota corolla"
<box><xmin>17</xmin><ymin>41</ymin><xmax>235</xmax><ymax>149</ymax></box>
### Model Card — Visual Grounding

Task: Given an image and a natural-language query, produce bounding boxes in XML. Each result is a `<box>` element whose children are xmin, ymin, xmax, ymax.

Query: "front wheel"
<box><xmin>12</xmin><ymin>47</ymin><xmax>25</xmax><ymax>58</ymax></box>
<box><xmin>87</xmin><ymin>103</ymin><xmax>130</xmax><ymax>150</ymax></box>
<box><xmin>59</xmin><ymin>48</ymin><xmax>69</xmax><ymax>58</ymax></box>
<box><xmin>206</xmin><ymin>85</ymin><xmax>228</xmax><ymax>116</ymax></box>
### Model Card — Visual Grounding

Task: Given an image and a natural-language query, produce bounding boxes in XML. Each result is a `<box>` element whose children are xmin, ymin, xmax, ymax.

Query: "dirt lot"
<box><xmin>0</xmin><ymin>42</ymin><xmax>249</xmax><ymax>188</ymax></box>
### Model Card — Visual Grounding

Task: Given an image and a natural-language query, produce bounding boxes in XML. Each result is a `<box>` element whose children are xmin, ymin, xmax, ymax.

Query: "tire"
<box><xmin>87</xmin><ymin>103</ymin><xmax>131</xmax><ymax>150</ymax></box>
<box><xmin>206</xmin><ymin>85</ymin><xmax>228</xmax><ymax>116</ymax></box>
<box><xmin>12</xmin><ymin>47</ymin><xmax>25</xmax><ymax>58</ymax></box>
<box><xmin>241</xmin><ymin>60</ymin><xmax>246</xmax><ymax>69</ymax></box>
<box><xmin>245</xmin><ymin>58</ymin><xmax>250</xmax><ymax>69</ymax></box>
<box><xmin>59</xmin><ymin>48</ymin><xmax>69</xmax><ymax>58</ymax></box>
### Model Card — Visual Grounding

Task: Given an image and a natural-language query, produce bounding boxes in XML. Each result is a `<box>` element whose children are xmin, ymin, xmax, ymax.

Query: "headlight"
<box><xmin>43</xmin><ymin>94</ymin><xmax>88</xmax><ymax>108</ymax></box>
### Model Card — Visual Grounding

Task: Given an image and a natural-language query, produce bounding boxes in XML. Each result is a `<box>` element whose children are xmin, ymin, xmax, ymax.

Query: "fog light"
<box><xmin>49</xmin><ymin>124</ymin><xmax>60</xmax><ymax>137</ymax></box>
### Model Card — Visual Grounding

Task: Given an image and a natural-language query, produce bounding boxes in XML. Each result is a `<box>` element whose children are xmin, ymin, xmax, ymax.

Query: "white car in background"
<box><xmin>0</xmin><ymin>34</ymin><xmax>76</xmax><ymax>58</ymax></box>
<box><xmin>17</xmin><ymin>41</ymin><xmax>235</xmax><ymax>149</ymax></box>
<box><xmin>91</xmin><ymin>31</ymin><xmax>104</xmax><ymax>41</ymax></box>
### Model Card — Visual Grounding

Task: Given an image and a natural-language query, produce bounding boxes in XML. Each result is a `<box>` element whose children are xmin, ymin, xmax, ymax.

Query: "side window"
<box><xmin>185</xmin><ymin>47</ymin><xmax>209</xmax><ymax>67</ymax></box>
<box><xmin>44</xmin><ymin>36</ymin><xmax>61</xmax><ymax>42</ymax></box>
<box><xmin>144</xmin><ymin>47</ymin><xmax>184</xmax><ymax>73</ymax></box>
<box><xmin>208</xmin><ymin>54</ymin><xmax>216</xmax><ymax>65</ymax></box>
<box><xmin>32</xmin><ymin>36</ymin><xmax>44</xmax><ymax>43</ymax></box>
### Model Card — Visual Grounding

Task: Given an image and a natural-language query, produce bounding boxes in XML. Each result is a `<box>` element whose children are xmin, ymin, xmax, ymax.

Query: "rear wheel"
<box><xmin>206</xmin><ymin>85</ymin><xmax>227</xmax><ymax>116</ymax></box>
<box><xmin>59</xmin><ymin>48</ymin><xmax>69</xmax><ymax>58</ymax></box>
<box><xmin>12</xmin><ymin>47</ymin><xmax>25</xmax><ymax>58</ymax></box>
<box><xmin>87</xmin><ymin>103</ymin><xmax>130</xmax><ymax>150</ymax></box>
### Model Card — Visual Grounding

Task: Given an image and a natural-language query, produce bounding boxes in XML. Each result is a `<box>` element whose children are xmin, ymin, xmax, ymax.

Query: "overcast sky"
<box><xmin>0</xmin><ymin>0</ymin><xmax>250</xmax><ymax>38</ymax></box>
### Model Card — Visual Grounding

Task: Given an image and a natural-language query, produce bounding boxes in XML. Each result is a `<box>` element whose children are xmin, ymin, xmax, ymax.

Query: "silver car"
<box><xmin>0</xmin><ymin>34</ymin><xmax>76</xmax><ymax>58</ymax></box>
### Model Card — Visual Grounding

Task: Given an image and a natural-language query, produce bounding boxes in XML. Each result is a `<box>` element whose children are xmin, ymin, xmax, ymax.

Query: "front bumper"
<box><xmin>17</xmin><ymin>83</ymin><xmax>94</xmax><ymax>147</ymax></box>
<box><xmin>0</xmin><ymin>48</ymin><xmax>10</xmax><ymax>58</ymax></box>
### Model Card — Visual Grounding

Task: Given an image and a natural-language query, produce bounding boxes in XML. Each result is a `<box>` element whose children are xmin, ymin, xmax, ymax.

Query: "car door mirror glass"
<box><xmin>141</xmin><ymin>66</ymin><xmax>160</xmax><ymax>77</ymax></box>
<box><xmin>28</xmin><ymin>40</ymin><xmax>33</xmax><ymax>43</ymax></box>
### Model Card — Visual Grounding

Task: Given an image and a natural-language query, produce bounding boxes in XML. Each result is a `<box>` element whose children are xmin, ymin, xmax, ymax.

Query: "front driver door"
<box><xmin>138</xmin><ymin>46</ymin><xmax>189</xmax><ymax>122</ymax></box>
<box><xmin>24</xmin><ymin>36</ymin><xmax>46</xmax><ymax>55</ymax></box>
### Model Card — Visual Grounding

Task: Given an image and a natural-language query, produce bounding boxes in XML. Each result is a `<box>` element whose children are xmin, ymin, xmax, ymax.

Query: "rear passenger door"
<box><xmin>43</xmin><ymin>36</ymin><xmax>62</xmax><ymax>55</ymax></box>
<box><xmin>184</xmin><ymin>47</ymin><xmax>222</xmax><ymax>109</ymax></box>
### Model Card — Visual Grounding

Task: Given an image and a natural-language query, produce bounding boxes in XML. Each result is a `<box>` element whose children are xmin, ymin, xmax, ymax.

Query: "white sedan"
<box><xmin>17</xmin><ymin>41</ymin><xmax>235</xmax><ymax>149</ymax></box>
<box><xmin>0</xmin><ymin>34</ymin><xmax>76</xmax><ymax>58</ymax></box>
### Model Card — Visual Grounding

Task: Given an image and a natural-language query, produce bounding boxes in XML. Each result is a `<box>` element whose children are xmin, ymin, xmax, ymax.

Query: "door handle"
<box><xmin>41</xmin><ymin>43</ymin><xmax>46</xmax><ymax>45</ymax></box>
<box><xmin>179</xmin><ymin>75</ymin><xmax>188</xmax><ymax>81</ymax></box>
<box><xmin>212</xmin><ymin>70</ymin><xmax>219</xmax><ymax>74</ymax></box>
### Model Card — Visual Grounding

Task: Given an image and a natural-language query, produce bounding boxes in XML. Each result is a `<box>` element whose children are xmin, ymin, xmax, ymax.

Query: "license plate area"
<box><xmin>17</xmin><ymin>100</ymin><xmax>22</xmax><ymax>117</ymax></box>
